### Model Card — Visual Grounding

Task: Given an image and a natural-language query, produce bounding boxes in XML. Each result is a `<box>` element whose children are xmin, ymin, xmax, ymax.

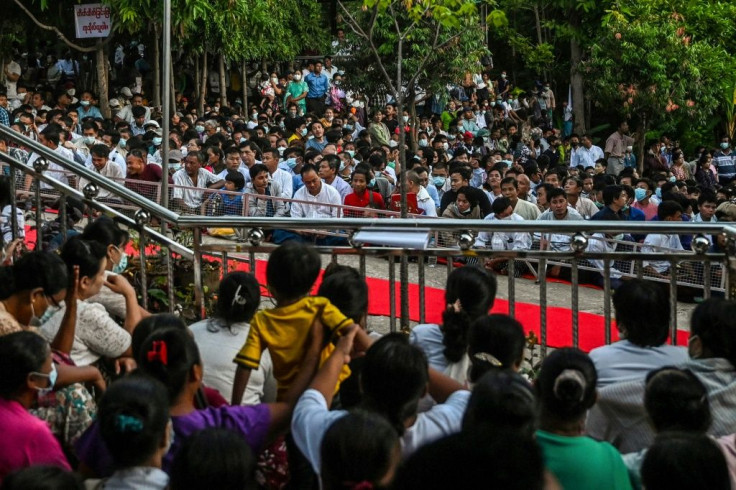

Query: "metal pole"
<box><xmin>539</xmin><ymin>258</ymin><xmax>547</xmax><ymax>357</ymax></box>
<box><xmin>670</xmin><ymin>260</ymin><xmax>678</xmax><ymax>345</ymax></box>
<box><xmin>160</xmin><ymin>0</ymin><xmax>171</xmax><ymax>232</ymax></box>
<box><xmin>139</xmin><ymin>228</ymin><xmax>148</xmax><ymax>310</ymax></box>
<box><xmin>9</xmin><ymin>167</ymin><xmax>17</xmax><ymax>241</ymax></box>
<box><xmin>571</xmin><ymin>259</ymin><xmax>579</xmax><ymax>349</ymax></box>
<box><xmin>508</xmin><ymin>258</ymin><xmax>516</xmax><ymax>318</ymax></box>
<box><xmin>35</xmin><ymin>180</ymin><xmax>42</xmax><ymax>248</ymax></box>
<box><xmin>167</xmin><ymin>249</ymin><xmax>175</xmax><ymax>313</ymax></box>
<box><xmin>703</xmin><ymin>260</ymin><xmax>712</xmax><ymax>300</ymax></box>
<box><xmin>418</xmin><ymin>252</ymin><xmax>426</xmax><ymax>324</ymax></box>
<box><xmin>388</xmin><ymin>255</ymin><xmax>396</xmax><ymax>333</ymax></box>
<box><xmin>193</xmin><ymin>227</ymin><xmax>204</xmax><ymax>320</ymax></box>
<box><xmin>603</xmin><ymin>260</ymin><xmax>612</xmax><ymax>345</ymax></box>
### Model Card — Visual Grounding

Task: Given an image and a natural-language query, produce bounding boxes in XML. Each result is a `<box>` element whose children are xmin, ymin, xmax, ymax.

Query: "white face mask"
<box><xmin>293</xmin><ymin>74</ymin><xmax>301</xmax><ymax>81</ymax></box>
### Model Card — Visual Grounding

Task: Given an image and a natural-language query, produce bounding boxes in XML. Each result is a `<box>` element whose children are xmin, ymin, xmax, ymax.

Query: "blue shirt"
<box><xmin>426</xmin><ymin>184</ymin><xmax>440</xmax><ymax>208</ymax></box>
<box><xmin>77</xmin><ymin>105</ymin><xmax>103</xmax><ymax>120</ymax></box>
<box><xmin>713</xmin><ymin>150</ymin><xmax>736</xmax><ymax>180</ymax></box>
<box><xmin>305</xmin><ymin>72</ymin><xmax>329</xmax><ymax>98</ymax></box>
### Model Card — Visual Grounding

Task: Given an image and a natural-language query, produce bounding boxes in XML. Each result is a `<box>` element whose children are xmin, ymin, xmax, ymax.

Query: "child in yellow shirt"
<box><xmin>231</xmin><ymin>242</ymin><xmax>366</xmax><ymax>404</ymax></box>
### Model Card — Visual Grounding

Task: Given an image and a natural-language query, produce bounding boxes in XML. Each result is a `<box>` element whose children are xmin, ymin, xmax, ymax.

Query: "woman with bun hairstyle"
<box><xmin>535</xmin><ymin>348</ymin><xmax>632</xmax><ymax>490</ymax></box>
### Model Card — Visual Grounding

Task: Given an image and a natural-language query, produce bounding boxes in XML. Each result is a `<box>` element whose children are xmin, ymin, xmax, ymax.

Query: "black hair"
<box><xmin>0</xmin><ymin>251</ymin><xmax>67</xmax><ymax>300</ymax></box>
<box><xmin>2</xmin><ymin>465</ymin><xmax>82</xmax><ymax>490</ymax></box>
<box><xmin>59</xmin><ymin>237</ymin><xmax>107</xmax><ymax>287</ymax></box>
<box><xmin>491</xmin><ymin>196</ymin><xmax>512</xmax><ymax>215</ymax></box>
<box><xmin>98</xmin><ymin>374</ymin><xmax>170</xmax><ymax>468</ymax></box>
<box><xmin>137</xmin><ymin>327</ymin><xmax>201</xmax><ymax>403</ymax></box>
<box><xmin>131</xmin><ymin>314</ymin><xmax>188</xmax><ymax>363</ymax></box>
<box><xmin>612</xmin><ymin>279</ymin><xmax>669</xmax><ymax>347</ymax></box>
<box><xmin>89</xmin><ymin>144</ymin><xmax>110</xmax><ymax>159</ymax></box>
<box><xmin>467</xmin><ymin>314</ymin><xmax>525</xmax><ymax>382</ymax></box>
<box><xmin>248</xmin><ymin>163</ymin><xmax>269</xmax><ymax>181</ymax></box>
<box><xmin>441</xmin><ymin>266</ymin><xmax>497</xmax><ymax>363</ymax></box>
<box><xmin>537</xmin><ymin>348</ymin><xmax>597</xmax><ymax>421</ymax></box>
<box><xmin>300</xmin><ymin>162</ymin><xmax>319</xmax><ymax>178</ymax></box>
<box><xmin>81</xmin><ymin>215</ymin><xmax>129</xmax><ymax>249</ymax></box>
<box><xmin>462</xmin><ymin>370</ymin><xmax>537</xmax><ymax>437</ymax></box>
<box><xmin>320</xmin><ymin>410</ymin><xmax>399</xmax><ymax>490</ymax></box>
<box><xmin>641</xmin><ymin>432</ymin><xmax>730</xmax><ymax>490</ymax></box>
<box><xmin>449</xmin><ymin>165</ymin><xmax>471</xmax><ymax>182</ymax></box>
<box><xmin>392</xmin><ymin>431</ymin><xmax>544</xmax><ymax>490</ymax></box>
<box><xmin>318</xmin><ymin>264</ymin><xmax>367</xmax><ymax>323</ymax></box>
<box><xmin>644</xmin><ymin>367</ymin><xmax>711</xmax><ymax>433</ymax></box>
<box><xmin>455</xmin><ymin>185</ymin><xmax>478</xmax><ymax>209</ymax></box>
<box><xmin>266</xmin><ymin>242</ymin><xmax>321</xmax><ymax>301</ymax></box>
<box><xmin>213</xmin><ymin>272</ymin><xmax>260</xmax><ymax>328</ymax></box>
<box><xmin>0</xmin><ymin>331</ymin><xmax>49</xmax><ymax>398</ymax></box>
<box><xmin>602</xmin><ymin>185</ymin><xmax>624</xmax><ymax>206</ymax></box>
<box><xmin>224</xmin><ymin>170</ymin><xmax>245</xmax><ymax>190</ymax></box>
<box><xmin>547</xmin><ymin>187</ymin><xmax>566</xmax><ymax>201</ymax></box>
<box><xmin>360</xmin><ymin>333</ymin><xmax>428</xmax><ymax>436</ymax></box>
<box><xmin>170</xmin><ymin>428</ymin><xmax>255</xmax><ymax>490</ymax></box>
<box><xmin>690</xmin><ymin>298</ymin><xmax>736</xmax><ymax>367</ymax></box>
<box><xmin>500</xmin><ymin>176</ymin><xmax>518</xmax><ymax>189</ymax></box>
<box><xmin>657</xmin><ymin>200</ymin><xmax>683</xmax><ymax>220</ymax></box>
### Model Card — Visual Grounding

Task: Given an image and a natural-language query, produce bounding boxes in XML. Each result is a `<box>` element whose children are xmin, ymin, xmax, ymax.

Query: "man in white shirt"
<box><xmin>272</xmin><ymin>163</ymin><xmax>346</xmax><ymax>245</ymax></box>
<box><xmin>563</xmin><ymin>176</ymin><xmax>598</xmax><ymax>219</ymax></box>
<box><xmin>476</xmin><ymin>197</ymin><xmax>532</xmax><ymax>277</ymax></box>
<box><xmin>171</xmin><ymin>151</ymin><xmax>224</xmax><ymax>213</ymax></box>
<box><xmin>570</xmin><ymin>134</ymin><xmax>604</xmax><ymax>169</ymax></box>
<box><xmin>78</xmin><ymin>144</ymin><xmax>124</xmax><ymax>201</ymax></box>
<box><xmin>319</xmin><ymin>155</ymin><xmax>351</xmax><ymax>202</ymax></box>
<box><xmin>261</xmin><ymin>147</ymin><xmax>293</xmax><ymax>199</ymax></box>
<box><xmin>26</xmin><ymin>124</ymin><xmax>74</xmax><ymax>192</ymax></box>
<box><xmin>643</xmin><ymin>200</ymin><xmax>685</xmax><ymax>277</ymax></box>
<box><xmin>406</xmin><ymin>171</ymin><xmax>437</xmax><ymax>217</ymax></box>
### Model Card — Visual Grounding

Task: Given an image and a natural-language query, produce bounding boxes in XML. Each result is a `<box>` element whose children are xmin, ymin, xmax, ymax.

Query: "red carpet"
<box><xmin>24</xmin><ymin>227</ymin><xmax>689</xmax><ymax>352</ymax></box>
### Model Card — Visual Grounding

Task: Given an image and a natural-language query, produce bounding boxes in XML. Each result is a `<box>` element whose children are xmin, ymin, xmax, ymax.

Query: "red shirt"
<box><xmin>125</xmin><ymin>164</ymin><xmax>173</xmax><ymax>197</ymax></box>
<box><xmin>344</xmin><ymin>190</ymin><xmax>385</xmax><ymax>217</ymax></box>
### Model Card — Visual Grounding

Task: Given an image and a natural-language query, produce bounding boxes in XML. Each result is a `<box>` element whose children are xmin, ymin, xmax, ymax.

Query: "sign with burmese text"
<box><xmin>74</xmin><ymin>4</ymin><xmax>112</xmax><ymax>38</ymax></box>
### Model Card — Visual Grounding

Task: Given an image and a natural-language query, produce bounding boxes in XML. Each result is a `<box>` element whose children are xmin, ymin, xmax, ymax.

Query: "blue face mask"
<box><xmin>33</xmin><ymin>363</ymin><xmax>58</xmax><ymax>397</ymax></box>
<box><xmin>634</xmin><ymin>188</ymin><xmax>647</xmax><ymax>202</ymax></box>
<box><xmin>301</xmin><ymin>128</ymin><xmax>308</xmax><ymax>137</ymax></box>
<box><xmin>655</xmin><ymin>187</ymin><xmax>662</xmax><ymax>198</ymax></box>
<box><xmin>369</xmin><ymin>178</ymin><xmax>376</xmax><ymax>187</ymax></box>
<box><xmin>669</xmin><ymin>176</ymin><xmax>676</xmax><ymax>183</ymax></box>
<box><xmin>339</xmin><ymin>161</ymin><xmax>346</xmax><ymax>172</ymax></box>
<box><xmin>721</xmin><ymin>142</ymin><xmax>730</xmax><ymax>150</ymax></box>
<box><xmin>153</xmin><ymin>137</ymin><xmax>163</xmax><ymax>146</ymax></box>
<box><xmin>344</xmin><ymin>124</ymin><xmax>353</xmax><ymax>131</ymax></box>
<box><xmin>113</xmin><ymin>247</ymin><xmax>128</xmax><ymax>274</ymax></box>
<box><xmin>239</xmin><ymin>137</ymin><xmax>247</xmax><ymax>144</ymax></box>
<box><xmin>285</xmin><ymin>157</ymin><xmax>298</xmax><ymax>169</ymax></box>
<box><xmin>346</xmin><ymin>150</ymin><xmax>355</xmax><ymax>158</ymax></box>
<box><xmin>119</xmin><ymin>139</ymin><xmax>127</xmax><ymax>148</ymax></box>
<box><xmin>432</xmin><ymin>176</ymin><xmax>446</xmax><ymax>187</ymax></box>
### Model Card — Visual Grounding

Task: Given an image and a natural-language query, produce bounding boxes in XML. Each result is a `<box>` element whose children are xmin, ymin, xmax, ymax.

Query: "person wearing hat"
<box><xmin>3</xmin><ymin>60</ymin><xmax>21</xmax><ymax>102</ymax></box>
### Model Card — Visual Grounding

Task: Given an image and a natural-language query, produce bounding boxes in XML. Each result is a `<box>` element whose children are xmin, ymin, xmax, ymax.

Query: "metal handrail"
<box><xmin>0</xmin><ymin>125</ymin><xmax>179</xmax><ymax>224</ymax></box>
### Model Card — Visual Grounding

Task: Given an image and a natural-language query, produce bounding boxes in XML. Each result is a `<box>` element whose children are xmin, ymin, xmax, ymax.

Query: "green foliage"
<box><xmin>583</xmin><ymin>4</ymin><xmax>730</xmax><ymax>137</ymax></box>
<box><xmin>339</xmin><ymin>0</ymin><xmax>488</xmax><ymax>106</ymax></box>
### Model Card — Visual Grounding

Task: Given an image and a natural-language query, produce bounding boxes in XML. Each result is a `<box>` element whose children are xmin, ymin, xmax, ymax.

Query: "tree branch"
<box><xmin>14</xmin><ymin>0</ymin><xmax>107</xmax><ymax>53</ymax></box>
<box><xmin>406</xmin><ymin>21</ymin><xmax>443</xmax><ymax>93</ymax></box>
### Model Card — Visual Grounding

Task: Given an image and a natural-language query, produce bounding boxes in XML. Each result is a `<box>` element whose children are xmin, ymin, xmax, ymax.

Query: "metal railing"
<box><xmin>3</xmin><ymin>125</ymin><xmax>736</xmax><ymax>354</ymax></box>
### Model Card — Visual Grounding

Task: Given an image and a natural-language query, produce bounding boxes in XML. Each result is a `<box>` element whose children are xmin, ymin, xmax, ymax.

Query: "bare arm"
<box><xmin>231</xmin><ymin>365</ymin><xmax>252</xmax><ymax>406</ymax></box>
<box><xmin>104</xmin><ymin>274</ymin><xmax>142</xmax><ymax>333</ymax></box>
<box><xmin>427</xmin><ymin>367</ymin><xmax>465</xmax><ymax>403</ymax></box>
<box><xmin>49</xmin><ymin>266</ymin><xmax>80</xmax><ymax>354</ymax></box>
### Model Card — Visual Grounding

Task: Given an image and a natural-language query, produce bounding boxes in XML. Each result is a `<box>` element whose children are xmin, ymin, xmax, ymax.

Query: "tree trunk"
<box><xmin>170</xmin><ymin>52</ymin><xmax>176</xmax><ymax>114</ymax></box>
<box><xmin>194</xmin><ymin>54</ymin><xmax>200</xmax><ymax>110</ymax></box>
<box><xmin>218</xmin><ymin>53</ymin><xmax>228</xmax><ymax>108</ymax></box>
<box><xmin>570</xmin><ymin>37</ymin><xmax>585</xmax><ymax>134</ymax></box>
<box><xmin>96</xmin><ymin>39</ymin><xmax>111</xmax><ymax>118</ymax></box>
<box><xmin>636</xmin><ymin>114</ymin><xmax>648</xmax><ymax>176</ymax></box>
<box><xmin>153</xmin><ymin>23</ymin><xmax>161</xmax><ymax>108</ymax></box>
<box><xmin>199</xmin><ymin>51</ymin><xmax>207</xmax><ymax>115</ymax></box>
<box><xmin>242</xmin><ymin>59</ymin><xmax>248</xmax><ymax>116</ymax></box>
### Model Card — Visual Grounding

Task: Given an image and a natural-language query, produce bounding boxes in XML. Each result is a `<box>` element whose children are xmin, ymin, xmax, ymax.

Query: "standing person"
<box><xmin>189</xmin><ymin>272</ymin><xmax>276</xmax><ymax>405</ymax></box>
<box><xmin>605</xmin><ymin>121</ymin><xmax>634</xmax><ymax>176</ymax></box>
<box><xmin>304</xmin><ymin>61</ymin><xmax>329</xmax><ymax>116</ymax></box>
<box><xmin>694</xmin><ymin>152</ymin><xmax>718</xmax><ymax>192</ymax></box>
<box><xmin>571</xmin><ymin>134</ymin><xmax>605</xmax><ymax>170</ymax></box>
<box><xmin>713</xmin><ymin>136</ymin><xmax>736</xmax><ymax>187</ymax></box>
<box><xmin>536</xmin><ymin>348</ymin><xmax>633</xmax><ymax>490</ymax></box>
<box><xmin>0</xmin><ymin>331</ymin><xmax>71</xmax><ymax>481</ymax></box>
<box><xmin>284</xmin><ymin>71</ymin><xmax>308</xmax><ymax>115</ymax></box>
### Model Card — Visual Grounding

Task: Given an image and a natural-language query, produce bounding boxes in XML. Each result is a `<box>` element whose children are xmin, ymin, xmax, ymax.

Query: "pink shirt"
<box><xmin>0</xmin><ymin>398</ymin><xmax>70</xmax><ymax>482</ymax></box>
<box><xmin>632</xmin><ymin>200</ymin><xmax>659</xmax><ymax>221</ymax></box>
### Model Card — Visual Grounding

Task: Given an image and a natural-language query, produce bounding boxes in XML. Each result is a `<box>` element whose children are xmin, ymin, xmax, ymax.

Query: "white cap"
<box><xmin>6</xmin><ymin>61</ymin><xmax>21</xmax><ymax>76</ymax></box>
<box><xmin>144</xmin><ymin>120</ymin><xmax>160</xmax><ymax>128</ymax></box>
<box><xmin>120</xmin><ymin>87</ymin><xmax>133</xmax><ymax>98</ymax></box>
<box><xmin>109</xmin><ymin>98</ymin><xmax>121</xmax><ymax>108</ymax></box>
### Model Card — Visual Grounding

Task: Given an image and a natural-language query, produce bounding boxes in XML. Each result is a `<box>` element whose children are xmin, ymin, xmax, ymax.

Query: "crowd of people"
<box><xmin>0</xmin><ymin>231</ymin><xmax>736</xmax><ymax>489</ymax></box>
<box><xmin>1</xmin><ymin>43</ymin><xmax>736</xmax><ymax>489</ymax></box>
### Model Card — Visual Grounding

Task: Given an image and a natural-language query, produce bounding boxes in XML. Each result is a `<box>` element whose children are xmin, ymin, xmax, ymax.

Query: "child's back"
<box><xmin>235</xmin><ymin>296</ymin><xmax>352</xmax><ymax>400</ymax></box>
<box><xmin>232</xmin><ymin>242</ymin><xmax>354</xmax><ymax>403</ymax></box>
